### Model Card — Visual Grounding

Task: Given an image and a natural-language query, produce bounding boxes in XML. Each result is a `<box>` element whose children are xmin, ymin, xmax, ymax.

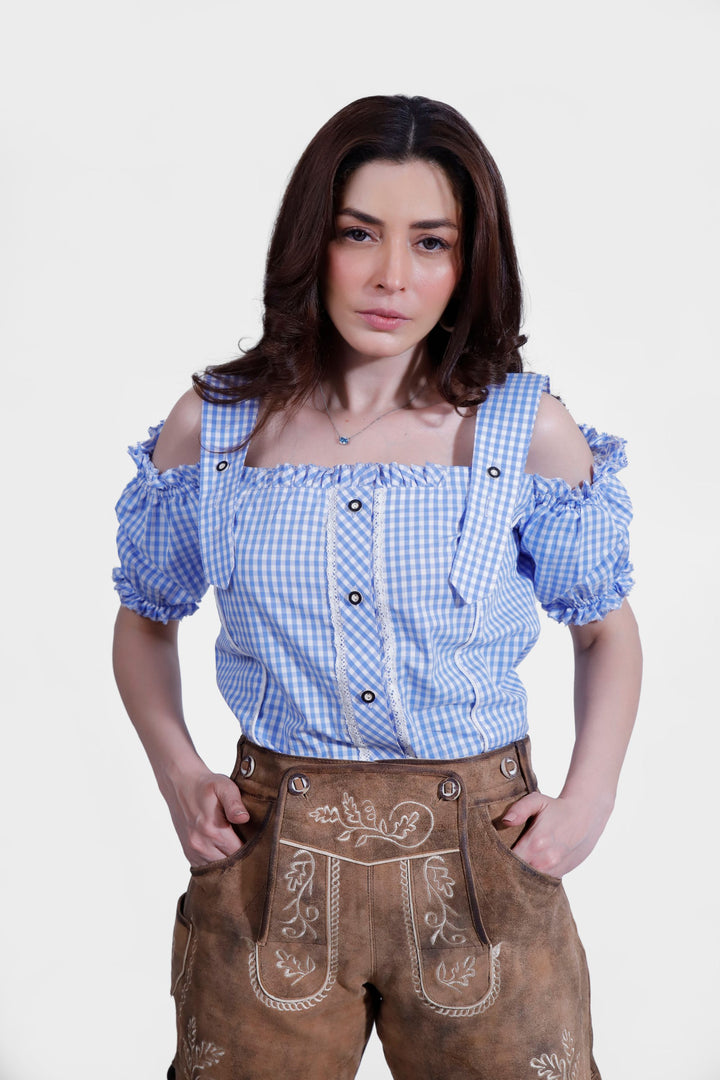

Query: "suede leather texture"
<box><xmin>168</xmin><ymin>739</ymin><xmax>601</xmax><ymax>1080</ymax></box>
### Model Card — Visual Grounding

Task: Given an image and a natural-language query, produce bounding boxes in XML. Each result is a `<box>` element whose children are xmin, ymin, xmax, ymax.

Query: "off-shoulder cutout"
<box><xmin>525</xmin><ymin>393</ymin><xmax>594</xmax><ymax>487</ymax></box>
<box><xmin>151</xmin><ymin>388</ymin><xmax>202</xmax><ymax>472</ymax></box>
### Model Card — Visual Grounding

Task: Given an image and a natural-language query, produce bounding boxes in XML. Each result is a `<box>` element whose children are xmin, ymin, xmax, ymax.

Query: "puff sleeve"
<box><xmin>112</xmin><ymin>423</ymin><xmax>208</xmax><ymax>623</ymax></box>
<box><xmin>515</xmin><ymin>425</ymin><xmax>634</xmax><ymax>625</ymax></box>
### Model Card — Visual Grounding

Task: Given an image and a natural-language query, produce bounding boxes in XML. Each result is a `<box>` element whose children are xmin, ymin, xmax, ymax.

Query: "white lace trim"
<box><xmin>325</xmin><ymin>489</ymin><xmax>370</xmax><ymax>759</ymax></box>
<box><xmin>372</xmin><ymin>488</ymin><xmax>414</xmax><ymax>755</ymax></box>
<box><xmin>452</xmin><ymin>602</ymin><xmax>489</xmax><ymax>752</ymax></box>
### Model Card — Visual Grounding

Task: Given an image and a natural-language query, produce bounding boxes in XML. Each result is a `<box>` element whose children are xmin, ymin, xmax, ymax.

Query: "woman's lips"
<box><xmin>357</xmin><ymin>310</ymin><xmax>409</xmax><ymax>331</ymax></box>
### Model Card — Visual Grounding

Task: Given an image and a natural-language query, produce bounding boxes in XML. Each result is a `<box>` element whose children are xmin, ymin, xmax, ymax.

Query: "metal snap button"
<box><xmin>348</xmin><ymin>591</ymin><xmax>362</xmax><ymax>605</ymax></box>
<box><xmin>487</xmin><ymin>465</ymin><xmax>501</xmax><ymax>478</ymax></box>
<box><xmin>288</xmin><ymin>773</ymin><xmax>310</xmax><ymax>795</ymax></box>
<box><xmin>360</xmin><ymin>690</ymin><xmax>376</xmax><ymax>703</ymax></box>
<box><xmin>216</xmin><ymin>460</ymin><xmax>229</xmax><ymax>472</ymax></box>
<box><xmin>500</xmin><ymin>756</ymin><xmax>518</xmax><ymax>779</ymax></box>
<box><xmin>348</xmin><ymin>499</ymin><xmax>362</xmax><ymax>512</ymax></box>
<box><xmin>239</xmin><ymin>754</ymin><xmax>255</xmax><ymax>778</ymax></box>
<box><xmin>438</xmin><ymin>777</ymin><xmax>461</xmax><ymax>801</ymax></box>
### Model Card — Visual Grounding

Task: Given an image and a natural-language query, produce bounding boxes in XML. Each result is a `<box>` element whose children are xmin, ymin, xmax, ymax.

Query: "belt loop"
<box><xmin>514</xmin><ymin>737</ymin><xmax>537</xmax><ymax>792</ymax></box>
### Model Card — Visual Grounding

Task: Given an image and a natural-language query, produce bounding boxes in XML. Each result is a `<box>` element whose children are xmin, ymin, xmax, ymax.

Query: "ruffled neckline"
<box><xmin>237</xmin><ymin>460</ymin><xmax>466</xmax><ymax>489</ymax></box>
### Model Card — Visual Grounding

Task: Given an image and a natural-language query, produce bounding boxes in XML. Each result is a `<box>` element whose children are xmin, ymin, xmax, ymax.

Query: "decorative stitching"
<box><xmin>179</xmin><ymin>1016</ymin><xmax>225</xmax><ymax>1080</ymax></box>
<box><xmin>400</xmin><ymin>859</ymin><xmax>502</xmax><ymax>1017</ymax></box>
<box><xmin>436</xmin><ymin>956</ymin><xmax>476</xmax><ymax>990</ymax></box>
<box><xmin>274</xmin><ymin>949</ymin><xmax>317</xmax><ymax>986</ymax></box>
<box><xmin>280</xmin><ymin>849</ymin><xmax>320</xmax><ymax>941</ymax></box>
<box><xmin>249</xmin><ymin>857</ymin><xmax>340</xmax><ymax>1011</ymax></box>
<box><xmin>325</xmin><ymin>489</ymin><xmax>371</xmax><ymax>759</ymax></box>
<box><xmin>530</xmin><ymin>1029</ymin><xmax>581</xmax><ymax>1079</ymax></box>
<box><xmin>372</xmin><ymin>487</ymin><xmax>414</xmax><ymax>754</ymax></box>
<box><xmin>308</xmin><ymin>793</ymin><xmax>434</xmax><ymax>849</ymax></box>
<box><xmin>423</xmin><ymin>855</ymin><xmax>467</xmax><ymax>945</ymax></box>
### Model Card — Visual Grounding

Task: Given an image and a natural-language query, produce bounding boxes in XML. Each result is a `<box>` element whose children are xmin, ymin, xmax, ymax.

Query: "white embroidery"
<box><xmin>436</xmin><ymin>956</ymin><xmax>476</xmax><ymax>990</ymax></box>
<box><xmin>325</xmin><ymin>489</ymin><xmax>371</xmax><ymax>760</ymax></box>
<box><xmin>180</xmin><ymin>1016</ymin><xmax>225</xmax><ymax>1080</ymax></box>
<box><xmin>280</xmin><ymin>849</ymin><xmax>319</xmax><ymax>941</ymax></box>
<box><xmin>530</xmin><ymin>1029</ymin><xmax>581</xmax><ymax>1080</ymax></box>
<box><xmin>249</xmin><ymin>857</ymin><xmax>340</xmax><ymax>1011</ymax></box>
<box><xmin>423</xmin><ymin>855</ymin><xmax>467</xmax><ymax>945</ymax></box>
<box><xmin>308</xmin><ymin>793</ymin><xmax>434</xmax><ymax>848</ymax></box>
<box><xmin>372</xmin><ymin>487</ymin><xmax>414</xmax><ymax>755</ymax></box>
<box><xmin>400</xmin><ymin>858</ymin><xmax>502</xmax><ymax>1017</ymax></box>
<box><xmin>275</xmin><ymin>949</ymin><xmax>317</xmax><ymax>986</ymax></box>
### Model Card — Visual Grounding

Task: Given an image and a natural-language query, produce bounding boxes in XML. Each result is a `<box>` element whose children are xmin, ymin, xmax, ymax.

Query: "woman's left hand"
<box><xmin>501</xmin><ymin>790</ymin><xmax>613</xmax><ymax>879</ymax></box>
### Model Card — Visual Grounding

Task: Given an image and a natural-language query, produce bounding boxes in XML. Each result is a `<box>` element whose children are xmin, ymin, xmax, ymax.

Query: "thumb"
<box><xmin>502</xmin><ymin>790</ymin><xmax>546</xmax><ymax>827</ymax></box>
<box><xmin>214</xmin><ymin>777</ymin><xmax>249</xmax><ymax>823</ymax></box>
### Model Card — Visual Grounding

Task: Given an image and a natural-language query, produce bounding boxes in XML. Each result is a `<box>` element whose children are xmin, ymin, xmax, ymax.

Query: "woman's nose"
<box><xmin>374</xmin><ymin>240</ymin><xmax>408</xmax><ymax>291</ymax></box>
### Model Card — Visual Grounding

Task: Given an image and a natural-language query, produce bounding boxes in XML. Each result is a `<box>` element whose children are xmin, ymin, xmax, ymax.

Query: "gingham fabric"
<box><xmin>113</xmin><ymin>373</ymin><xmax>634</xmax><ymax>760</ymax></box>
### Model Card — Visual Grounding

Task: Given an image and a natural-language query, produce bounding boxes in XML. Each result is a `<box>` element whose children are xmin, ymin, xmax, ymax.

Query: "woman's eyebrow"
<box><xmin>337</xmin><ymin>206</ymin><xmax>458</xmax><ymax>231</ymax></box>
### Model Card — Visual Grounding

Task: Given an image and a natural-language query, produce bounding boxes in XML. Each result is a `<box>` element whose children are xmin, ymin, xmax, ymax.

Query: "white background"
<box><xmin>1</xmin><ymin>1</ymin><xmax>718</xmax><ymax>1077</ymax></box>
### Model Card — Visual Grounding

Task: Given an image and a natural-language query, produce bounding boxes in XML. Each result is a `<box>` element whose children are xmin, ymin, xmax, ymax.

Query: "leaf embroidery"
<box><xmin>423</xmin><ymin>855</ymin><xmax>466</xmax><ymax>945</ymax></box>
<box><xmin>275</xmin><ymin>948</ymin><xmax>316</xmax><ymax>986</ymax></box>
<box><xmin>436</xmin><ymin>956</ymin><xmax>477</xmax><ymax>990</ymax></box>
<box><xmin>530</xmin><ymin>1029</ymin><xmax>580</xmax><ymax>1080</ymax></box>
<box><xmin>280</xmin><ymin>849</ymin><xmax>319</xmax><ymax>941</ymax></box>
<box><xmin>308</xmin><ymin>795</ymin><xmax>431</xmax><ymax>848</ymax></box>
<box><xmin>180</xmin><ymin>1016</ymin><xmax>225</xmax><ymax>1080</ymax></box>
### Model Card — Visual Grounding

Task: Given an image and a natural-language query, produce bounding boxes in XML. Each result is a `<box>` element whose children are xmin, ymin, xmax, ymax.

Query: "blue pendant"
<box><xmin>339</xmin><ymin>436</ymin><xmax>350</xmax><ymax>445</ymax></box>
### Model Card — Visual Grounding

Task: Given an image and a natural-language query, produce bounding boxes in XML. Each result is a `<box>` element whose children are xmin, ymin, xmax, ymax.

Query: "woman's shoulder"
<box><xmin>151</xmin><ymin>388</ymin><xmax>202</xmax><ymax>472</ymax></box>
<box><xmin>524</xmin><ymin>392</ymin><xmax>593</xmax><ymax>486</ymax></box>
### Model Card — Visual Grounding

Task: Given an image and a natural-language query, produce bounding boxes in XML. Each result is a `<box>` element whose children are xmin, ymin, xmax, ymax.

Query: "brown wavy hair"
<box><xmin>193</xmin><ymin>94</ymin><xmax>526</xmax><ymax>424</ymax></box>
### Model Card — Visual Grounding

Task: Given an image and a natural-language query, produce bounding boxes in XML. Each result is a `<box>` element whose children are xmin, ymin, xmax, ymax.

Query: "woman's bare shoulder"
<box><xmin>152</xmin><ymin>387</ymin><xmax>202</xmax><ymax>472</ymax></box>
<box><xmin>524</xmin><ymin>392</ymin><xmax>593</xmax><ymax>486</ymax></box>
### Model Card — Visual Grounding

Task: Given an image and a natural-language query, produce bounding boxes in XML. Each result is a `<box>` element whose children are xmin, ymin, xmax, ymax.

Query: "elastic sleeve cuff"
<box><xmin>112</xmin><ymin>569</ymin><xmax>201</xmax><ymax>624</ymax></box>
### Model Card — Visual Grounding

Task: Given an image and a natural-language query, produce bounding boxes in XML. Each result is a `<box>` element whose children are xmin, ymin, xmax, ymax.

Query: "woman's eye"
<box><xmin>418</xmin><ymin>236</ymin><xmax>450</xmax><ymax>252</ymax></box>
<box><xmin>343</xmin><ymin>227</ymin><xmax>372</xmax><ymax>242</ymax></box>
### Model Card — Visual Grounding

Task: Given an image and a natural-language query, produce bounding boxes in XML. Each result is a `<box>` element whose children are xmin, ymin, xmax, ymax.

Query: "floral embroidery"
<box><xmin>308</xmin><ymin>792</ymin><xmax>434</xmax><ymax>848</ymax></box>
<box><xmin>180</xmin><ymin>1017</ymin><xmax>225</xmax><ymax>1079</ymax></box>
<box><xmin>530</xmin><ymin>1029</ymin><xmax>580</xmax><ymax>1079</ymax></box>
<box><xmin>280</xmin><ymin>849</ymin><xmax>319</xmax><ymax>941</ymax></box>
<box><xmin>423</xmin><ymin>855</ymin><xmax>467</xmax><ymax>945</ymax></box>
<box><xmin>275</xmin><ymin>949</ymin><xmax>317</xmax><ymax>986</ymax></box>
<box><xmin>436</xmin><ymin>956</ymin><xmax>477</xmax><ymax>991</ymax></box>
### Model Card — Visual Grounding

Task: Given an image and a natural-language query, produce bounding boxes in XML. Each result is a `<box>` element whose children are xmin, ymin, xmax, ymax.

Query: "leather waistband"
<box><xmin>231</xmin><ymin>737</ymin><xmax>538</xmax><ymax>807</ymax></box>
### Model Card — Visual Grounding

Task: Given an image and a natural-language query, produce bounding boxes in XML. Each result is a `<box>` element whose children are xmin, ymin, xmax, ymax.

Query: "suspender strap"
<box><xmin>199</xmin><ymin>395</ymin><xmax>259</xmax><ymax>588</ymax></box>
<box><xmin>448</xmin><ymin>373</ymin><xmax>549</xmax><ymax>603</ymax></box>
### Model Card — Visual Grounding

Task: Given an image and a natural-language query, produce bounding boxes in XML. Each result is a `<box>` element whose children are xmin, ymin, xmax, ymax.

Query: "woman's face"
<box><xmin>323</xmin><ymin>158</ymin><xmax>462</xmax><ymax>365</ymax></box>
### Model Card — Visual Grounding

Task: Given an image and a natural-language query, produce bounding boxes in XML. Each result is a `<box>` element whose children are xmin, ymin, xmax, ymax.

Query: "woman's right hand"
<box><xmin>165</xmin><ymin>766</ymin><xmax>250</xmax><ymax>867</ymax></box>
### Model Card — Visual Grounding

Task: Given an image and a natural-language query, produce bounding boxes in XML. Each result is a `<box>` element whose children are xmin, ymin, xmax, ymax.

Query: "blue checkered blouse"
<box><xmin>113</xmin><ymin>373</ymin><xmax>633</xmax><ymax>760</ymax></box>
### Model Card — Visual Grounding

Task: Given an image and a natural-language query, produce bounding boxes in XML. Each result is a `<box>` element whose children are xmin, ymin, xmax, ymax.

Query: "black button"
<box><xmin>348</xmin><ymin>499</ymin><xmax>362</xmax><ymax>512</ymax></box>
<box><xmin>348</xmin><ymin>591</ymin><xmax>362</xmax><ymax>605</ymax></box>
<box><xmin>487</xmin><ymin>465</ymin><xmax>501</xmax><ymax>478</ymax></box>
<box><xmin>216</xmin><ymin>460</ymin><xmax>229</xmax><ymax>472</ymax></box>
<box><xmin>360</xmin><ymin>690</ymin><xmax>375</xmax><ymax>703</ymax></box>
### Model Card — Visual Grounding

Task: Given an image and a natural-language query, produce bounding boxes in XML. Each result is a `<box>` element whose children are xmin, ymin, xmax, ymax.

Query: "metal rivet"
<box><xmin>216</xmin><ymin>460</ymin><xmax>229</xmax><ymax>472</ymax></box>
<box><xmin>360</xmin><ymin>690</ymin><xmax>376</xmax><ymax>703</ymax></box>
<box><xmin>239</xmin><ymin>754</ymin><xmax>255</xmax><ymax>778</ymax></box>
<box><xmin>288</xmin><ymin>773</ymin><xmax>310</xmax><ymax>795</ymax></box>
<box><xmin>500</xmin><ymin>756</ymin><xmax>518</xmax><ymax>779</ymax></box>
<box><xmin>487</xmin><ymin>465</ymin><xmax>501</xmax><ymax>478</ymax></box>
<box><xmin>438</xmin><ymin>778</ymin><xmax>461</xmax><ymax>801</ymax></box>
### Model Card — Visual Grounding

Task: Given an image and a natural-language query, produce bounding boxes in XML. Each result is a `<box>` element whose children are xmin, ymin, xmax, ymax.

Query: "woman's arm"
<box><xmin>112</xmin><ymin>389</ymin><xmax>248</xmax><ymax>865</ymax></box>
<box><xmin>505</xmin><ymin>600</ymin><xmax>642</xmax><ymax>876</ymax></box>
<box><xmin>113</xmin><ymin>608</ymin><xmax>249</xmax><ymax>864</ymax></box>
<box><xmin>504</xmin><ymin>392</ymin><xmax>642</xmax><ymax>876</ymax></box>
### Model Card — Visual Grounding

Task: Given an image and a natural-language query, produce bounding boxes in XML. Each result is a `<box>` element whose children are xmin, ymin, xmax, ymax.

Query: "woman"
<box><xmin>113</xmin><ymin>95</ymin><xmax>641</xmax><ymax>1080</ymax></box>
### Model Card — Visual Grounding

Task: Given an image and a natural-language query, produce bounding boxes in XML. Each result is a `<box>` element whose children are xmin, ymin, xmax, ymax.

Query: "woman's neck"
<box><xmin>321</xmin><ymin>342</ymin><xmax>435</xmax><ymax>415</ymax></box>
